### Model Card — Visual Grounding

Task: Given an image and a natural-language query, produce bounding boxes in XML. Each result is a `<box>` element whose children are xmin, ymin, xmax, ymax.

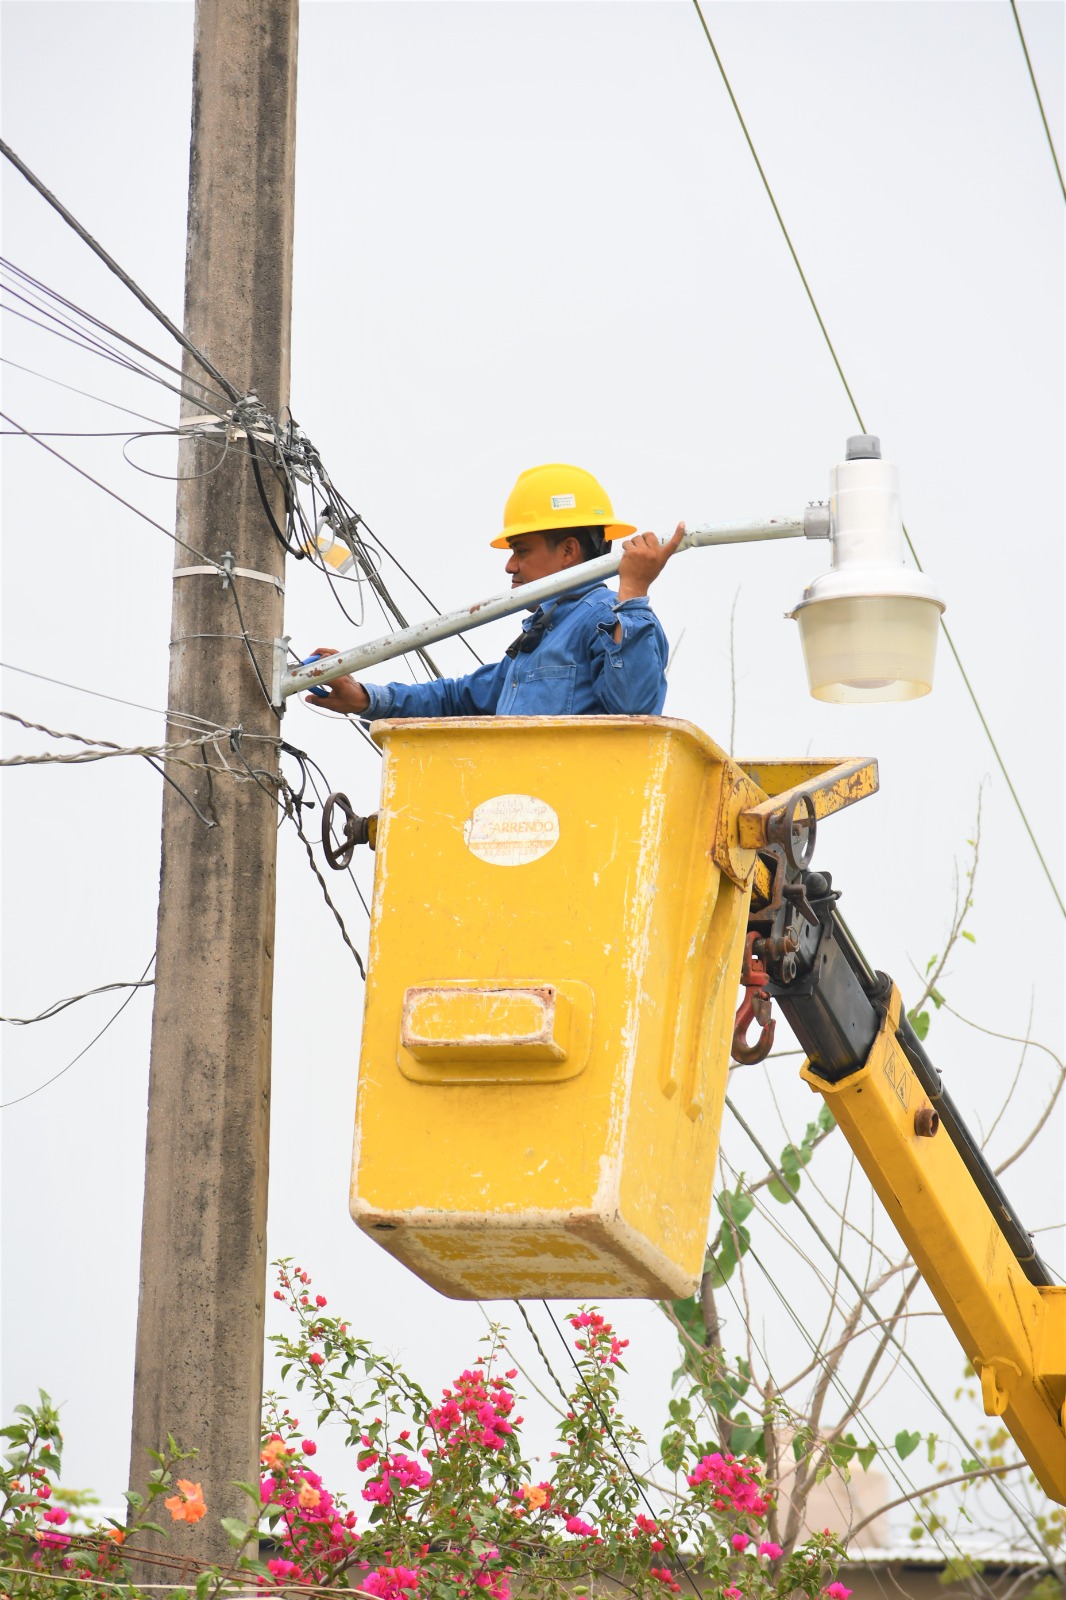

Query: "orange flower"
<box><xmin>522</xmin><ymin>1483</ymin><xmax>550</xmax><ymax>1510</ymax></box>
<box><xmin>260</xmin><ymin>1437</ymin><xmax>290</xmax><ymax>1468</ymax></box>
<box><xmin>165</xmin><ymin>1480</ymin><xmax>207</xmax><ymax>1524</ymax></box>
<box><xmin>297</xmin><ymin>1481</ymin><xmax>321</xmax><ymax>1510</ymax></box>
<box><xmin>105</xmin><ymin>1528</ymin><xmax>127</xmax><ymax>1544</ymax></box>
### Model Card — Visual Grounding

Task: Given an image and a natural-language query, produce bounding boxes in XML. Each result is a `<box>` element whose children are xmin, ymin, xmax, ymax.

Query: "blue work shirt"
<box><xmin>361</xmin><ymin>580</ymin><xmax>669</xmax><ymax>718</ymax></box>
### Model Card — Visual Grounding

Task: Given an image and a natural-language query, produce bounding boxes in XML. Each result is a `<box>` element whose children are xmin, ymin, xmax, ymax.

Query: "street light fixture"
<box><xmin>789</xmin><ymin>435</ymin><xmax>945</xmax><ymax>703</ymax></box>
<box><xmin>278</xmin><ymin>435</ymin><xmax>945</xmax><ymax>709</ymax></box>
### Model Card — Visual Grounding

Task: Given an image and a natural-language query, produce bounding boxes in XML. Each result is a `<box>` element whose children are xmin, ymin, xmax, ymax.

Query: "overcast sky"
<box><xmin>2</xmin><ymin>0</ymin><xmax>1063</xmax><ymax>1550</ymax></box>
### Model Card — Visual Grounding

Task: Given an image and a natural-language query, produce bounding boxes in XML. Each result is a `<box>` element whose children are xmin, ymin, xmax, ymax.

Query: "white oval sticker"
<box><xmin>463</xmin><ymin>794</ymin><xmax>560</xmax><ymax>867</ymax></box>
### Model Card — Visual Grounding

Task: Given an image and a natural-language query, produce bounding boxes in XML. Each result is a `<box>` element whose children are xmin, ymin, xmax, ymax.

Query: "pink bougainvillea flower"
<box><xmin>42</xmin><ymin>1507</ymin><xmax>68</xmax><ymax>1526</ymax></box>
<box><xmin>824</xmin><ymin>1585</ymin><xmax>852</xmax><ymax>1600</ymax></box>
<box><xmin>724</xmin><ymin>1587</ymin><xmax>742</xmax><ymax>1599</ymax></box>
<box><xmin>308</xmin><ymin>1351</ymin><xmax>325</xmax><ymax>1366</ymax></box>
<box><xmin>758</xmin><ymin>1542</ymin><xmax>783</xmax><ymax>1559</ymax></box>
<box><xmin>302</xmin><ymin>1439</ymin><xmax>318</xmax><ymax>1456</ymax></box>
<box><xmin>731</xmin><ymin>1533</ymin><xmax>750</xmax><ymax>1552</ymax></box>
<box><xmin>164</xmin><ymin>1480</ymin><xmax>207</xmax><ymax>1524</ymax></box>
<box><xmin>649</xmin><ymin>1567</ymin><xmax>681</xmax><ymax>1593</ymax></box>
<box><xmin>564</xmin><ymin>1515</ymin><xmax>597</xmax><ymax>1538</ymax></box>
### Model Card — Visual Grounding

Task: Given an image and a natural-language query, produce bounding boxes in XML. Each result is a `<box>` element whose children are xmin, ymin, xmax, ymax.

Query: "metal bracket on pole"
<box><xmin>278</xmin><ymin>512</ymin><xmax>810</xmax><ymax>703</ymax></box>
<box><xmin>272</xmin><ymin>636</ymin><xmax>291</xmax><ymax>715</ymax></box>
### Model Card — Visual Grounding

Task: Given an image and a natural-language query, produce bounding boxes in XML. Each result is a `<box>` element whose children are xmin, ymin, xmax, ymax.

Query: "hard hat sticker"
<box><xmin>550</xmin><ymin>493</ymin><xmax>577</xmax><ymax>511</ymax></box>
<box><xmin>463</xmin><ymin>794</ymin><xmax>560</xmax><ymax>866</ymax></box>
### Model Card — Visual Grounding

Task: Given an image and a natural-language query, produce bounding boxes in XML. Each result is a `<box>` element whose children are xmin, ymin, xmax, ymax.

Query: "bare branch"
<box><xmin>939</xmin><ymin>1003</ymin><xmax>1064</xmax><ymax>1177</ymax></box>
<box><xmin>847</xmin><ymin>1460</ymin><xmax>1027</xmax><ymax>1540</ymax></box>
<box><xmin>908</xmin><ymin>789</ymin><xmax>983</xmax><ymax>1017</ymax></box>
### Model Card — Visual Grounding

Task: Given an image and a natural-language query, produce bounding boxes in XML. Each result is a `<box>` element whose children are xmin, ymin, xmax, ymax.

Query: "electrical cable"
<box><xmin>541</xmin><ymin>1301</ymin><xmax>704</xmax><ymax>1598</ymax></box>
<box><xmin>0</xmin><ymin>253</ymin><xmax>230</xmax><ymax>402</ymax></box>
<box><xmin>687</xmin><ymin>1</ymin><xmax>1065</xmax><ymax>919</ymax></box>
<box><xmin>715</xmin><ymin>1246</ymin><xmax>999</xmax><ymax>1590</ymax></box>
<box><xmin>0</xmin><ymin>409</ymin><xmax>221</xmax><ymax>565</ymax></box>
<box><xmin>0</xmin><ymin>953</ymin><xmax>156</xmax><ymax>1110</ymax></box>
<box><xmin>0</xmin><ymin>275</ymin><xmax>210</xmax><ymax>402</ymax></box>
<box><xmin>1</xmin><ymin>978</ymin><xmax>156</xmax><ymax>1025</ymax></box>
<box><xmin>0</xmin><ymin>137</ymin><xmax>239</xmax><ymax>402</ymax></box>
<box><xmin>0</xmin><ymin>710</ymin><xmax>226</xmax><ymax>768</ymax></box>
<box><xmin>0</xmin><ymin>298</ymin><xmax>232</xmax><ymax>418</ymax></box>
<box><xmin>226</xmin><ymin>576</ymin><xmax>277</xmax><ymax>712</ymax></box>
<box><xmin>0</xmin><ymin>354</ymin><xmax>176</xmax><ymax>428</ymax></box>
<box><xmin>278</xmin><ymin>771</ymin><xmax>367</xmax><ymax>978</ymax></box>
<box><xmin>723</xmin><ymin>1096</ymin><xmax>1060</xmax><ymax>1564</ymax></box>
<box><xmin>0</xmin><ymin>660</ymin><xmax>224</xmax><ymax>733</ymax></box>
<box><xmin>1008</xmin><ymin>0</ymin><xmax>1066</xmax><ymax>203</ymax></box>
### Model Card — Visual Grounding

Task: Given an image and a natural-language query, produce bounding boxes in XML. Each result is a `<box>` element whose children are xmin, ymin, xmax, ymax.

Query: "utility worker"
<box><xmin>306</xmin><ymin>464</ymin><xmax>683</xmax><ymax>719</ymax></box>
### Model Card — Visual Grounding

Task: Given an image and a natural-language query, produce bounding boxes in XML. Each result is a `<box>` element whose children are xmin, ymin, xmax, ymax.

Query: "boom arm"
<box><xmin>745</xmin><ymin>854</ymin><xmax>1066</xmax><ymax>1503</ymax></box>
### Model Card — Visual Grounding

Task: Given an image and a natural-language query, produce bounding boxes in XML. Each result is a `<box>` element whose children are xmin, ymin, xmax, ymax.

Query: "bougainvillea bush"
<box><xmin>0</xmin><ymin>1261</ymin><xmax>850</xmax><ymax>1599</ymax></box>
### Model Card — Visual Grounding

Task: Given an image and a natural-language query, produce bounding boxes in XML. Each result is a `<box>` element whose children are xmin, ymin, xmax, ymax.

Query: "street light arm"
<box><xmin>276</xmin><ymin>513</ymin><xmax>810</xmax><ymax>706</ymax></box>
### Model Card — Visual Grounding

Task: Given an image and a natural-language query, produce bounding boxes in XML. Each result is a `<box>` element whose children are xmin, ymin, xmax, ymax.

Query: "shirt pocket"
<box><xmin>516</xmin><ymin>661</ymin><xmax>577</xmax><ymax>715</ymax></box>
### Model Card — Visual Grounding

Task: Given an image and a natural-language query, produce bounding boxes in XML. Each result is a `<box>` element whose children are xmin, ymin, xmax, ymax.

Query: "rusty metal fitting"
<box><xmin>914</xmin><ymin>1106</ymin><xmax>940</xmax><ymax>1138</ymax></box>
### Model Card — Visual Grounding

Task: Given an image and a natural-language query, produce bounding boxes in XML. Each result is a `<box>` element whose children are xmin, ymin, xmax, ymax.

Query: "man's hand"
<box><xmin>302</xmin><ymin>647</ymin><xmax>370</xmax><ymax>714</ymax></box>
<box><xmin>616</xmin><ymin>523</ymin><xmax>685</xmax><ymax>603</ymax></box>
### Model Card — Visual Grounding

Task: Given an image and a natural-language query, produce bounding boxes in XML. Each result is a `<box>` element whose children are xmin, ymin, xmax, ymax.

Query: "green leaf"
<box><xmin>817</xmin><ymin>1103</ymin><xmax>836</xmax><ymax>1134</ymax></box>
<box><xmin>962</xmin><ymin>930</ymin><xmax>976</xmax><ymax>944</ymax></box>
<box><xmin>221</xmin><ymin>1516</ymin><xmax>251</xmax><ymax>1548</ymax></box>
<box><xmin>195</xmin><ymin>1573</ymin><xmax>212</xmax><ymax>1600</ymax></box>
<box><xmin>929</xmin><ymin>988</ymin><xmax>946</xmax><ymax>1010</ymax></box>
<box><xmin>768</xmin><ymin>1172</ymin><xmax>799</xmax><ymax>1202</ymax></box>
<box><xmin>895</xmin><ymin>1430</ymin><xmax>921</xmax><ymax>1460</ymax></box>
<box><xmin>960</xmin><ymin>1459</ymin><xmax>981</xmax><ymax>1475</ymax></box>
<box><xmin>926</xmin><ymin>1432</ymin><xmax>938</xmax><ymax>1464</ymax></box>
<box><xmin>908</xmin><ymin>1009</ymin><xmax>931</xmax><ymax>1041</ymax></box>
<box><xmin>671</xmin><ymin>1295</ymin><xmax>706</xmax><ymax>1345</ymax></box>
<box><xmin>857</xmin><ymin>1444</ymin><xmax>878</xmax><ymax>1472</ymax></box>
<box><xmin>717</xmin><ymin>1186</ymin><xmax>755</xmax><ymax>1227</ymax></box>
<box><xmin>925</xmin><ymin>953</ymin><xmax>939</xmax><ymax>974</ymax></box>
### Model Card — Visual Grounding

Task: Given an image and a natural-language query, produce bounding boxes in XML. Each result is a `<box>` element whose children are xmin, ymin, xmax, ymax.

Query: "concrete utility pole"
<box><xmin>129</xmin><ymin>0</ymin><xmax>298</xmax><ymax>1569</ymax></box>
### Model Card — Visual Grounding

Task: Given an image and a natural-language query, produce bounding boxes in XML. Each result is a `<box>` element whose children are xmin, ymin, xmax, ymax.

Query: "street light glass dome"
<box><xmin>795</xmin><ymin>592</ymin><xmax>942</xmax><ymax>702</ymax></box>
<box><xmin>790</xmin><ymin>436</ymin><xmax>944</xmax><ymax>703</ymax></box>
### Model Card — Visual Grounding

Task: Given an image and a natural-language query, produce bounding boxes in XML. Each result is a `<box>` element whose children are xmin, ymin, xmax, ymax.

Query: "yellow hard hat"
<box><xmin>491</xmin><ymin>463</ymin><xmax>636</xmax><ymax>548</ymax></box>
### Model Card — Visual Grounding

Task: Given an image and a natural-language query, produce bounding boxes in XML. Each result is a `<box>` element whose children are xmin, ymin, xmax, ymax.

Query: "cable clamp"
<box><xmin>173</xmin><ymin>564</ymin><xmax>285</xmax><ymax>594</ymax></box>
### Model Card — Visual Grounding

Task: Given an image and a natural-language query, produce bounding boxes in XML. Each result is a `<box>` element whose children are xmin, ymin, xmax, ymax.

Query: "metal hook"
<box><xmin>731</xmin><ymin>932</ymin><xmax>776</xmax><ymax>1064</ymax></box>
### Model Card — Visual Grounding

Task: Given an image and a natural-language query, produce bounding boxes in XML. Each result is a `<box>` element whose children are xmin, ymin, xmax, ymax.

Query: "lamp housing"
<box><xmin>790</xmin><ymin>436</ymin><xmax>944</xmax><ymax>703</ymax></box>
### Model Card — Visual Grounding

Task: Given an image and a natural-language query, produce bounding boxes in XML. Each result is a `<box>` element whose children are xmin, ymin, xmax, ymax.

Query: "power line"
<box><xmin>0</xmin><ymin>953</ymin><xmax>155</xmax><ymax>1110</ymax></box>
<box><xmin>1</xmin><ymin>978</ymin><xmax>156</xmax><ymax>1025</ymax></box>
<box><xmin>723</xmin><ymin>1096</ymin><xmax>1060</xmax><ymax>1564</ymax></box>
<box><xmin>1008</xmin><ymin>0</ymin><xmax>1066</xmax><ymax>204</ymax></box>
<box><xmin>0</xmin><ymin>297</ymin><xmax>231</xmax><ymax>417</ymax></box>
<box><xmin>0</xmin><ymin>709</ymin><xmax>233</xmax><ymax>768</ymax></box>
<box><xmin>0</xmin><ymin>408</ymin><xmax>222</xmax><ymax>565</ymax></box>
<box><xmin>714</xmin><ymin>1244</ymin><xmax>998</xmax><ymax>1588</ymax></box>
<box><xmin>0</xmin><ymin>354</ymin><xmax>176</xmax><ymax>428</ymax></box>
<box><xmin>0</xmin><ymin>137</ymin><xmax>239</xmax><ymax>402</ymax></box>
<box><xmin>0</xmin><ymin>254</ymin><xmax>229</xmax><ymax>402</ymax></box>
<box><xmin>541</xmin><ymin>1302</ymin><xmax>703</xmax><ymax>1600</ymax></box>
<box><xmin>688</xmin><ymin>0</ymin><xmax>1064</xmax><ymax>920</ymax></box>
<box><xmin>0</xmin><ymin>659</ymin><xmax>223</xmax><ymax>733</ymax></box>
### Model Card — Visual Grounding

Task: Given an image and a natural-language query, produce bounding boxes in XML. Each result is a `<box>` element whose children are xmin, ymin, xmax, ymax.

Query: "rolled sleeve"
<box><xmin>588</xmin><ymin>597</ymin><xmax>669</xmax><ymax>714</ymax></box>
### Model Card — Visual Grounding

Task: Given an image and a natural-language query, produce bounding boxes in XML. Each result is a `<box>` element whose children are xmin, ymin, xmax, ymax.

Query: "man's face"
<box><xmin>505</xmin><ymin>532</ymin><xmax>583</xmax><ymax>589</ymax></box>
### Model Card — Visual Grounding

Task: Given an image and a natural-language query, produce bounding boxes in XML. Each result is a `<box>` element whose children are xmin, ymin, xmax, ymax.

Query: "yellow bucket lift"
<box><xmin>350</xmin><ymin>715</ymin><xmax>762</xmax><ymax>1301</ymax></box>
